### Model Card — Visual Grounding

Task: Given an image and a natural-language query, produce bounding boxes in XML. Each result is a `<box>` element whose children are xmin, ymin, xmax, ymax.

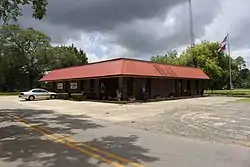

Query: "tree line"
<box><xmin>1</xmin><ymin>25</ymin><xmax>249</xmax><ymax>92</ymax></box>
<box><xmin>0</xmin><ymin>25</ymin><xmax>88</xmax><ymax>91</ymax></box>
<box><xmin>151</xmin><ymin>41</ymin><xmax>250</xmax><ymax>90</ymax></box>
<box><xmin>1</xmin><ymin>1</ymin><xmax>249</xmax><ymax>91</ymax></box>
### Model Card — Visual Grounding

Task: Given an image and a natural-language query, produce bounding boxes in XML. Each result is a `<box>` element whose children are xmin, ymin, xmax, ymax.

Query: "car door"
<box><xmin>31</xmin><ymin>89</ymin><xmax>43</xmax><ymax>99</ymax></box>
<box><xmin>39</xmin><ymin>89</ymin><xmax>49</xmax><ymax>99</ymax></box>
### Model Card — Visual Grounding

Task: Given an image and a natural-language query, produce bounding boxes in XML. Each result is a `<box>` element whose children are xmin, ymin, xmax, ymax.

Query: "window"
<box><xmin>31</xmin><ymin>89</ymin><xmax>47</xmax><ymax>93</ymax></box>
<box><xmin>39</xmin><ymin>89</ymin><xmax>48</xmax><ymax>93</ymax></box>
<box><xmin>57</xmin><ymin>83</ymin><xmax>63</xmax><ymax>90</ymax></box>
<box><xmin>32</xmin><ymin>89</ymin><xmax>40</xmax><ymax>93</ymax></box>
<box><xmin>70</xmin><ymin>82</ymin><xmax>78</xmax><ymax>90</ymax></box>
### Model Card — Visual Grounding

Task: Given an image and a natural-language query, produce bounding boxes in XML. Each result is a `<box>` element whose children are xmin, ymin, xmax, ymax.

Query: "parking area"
<box><xmin>119</xmin><ymin>97</ymin><xmax>250</xmax><ymax>146</ymax></box>
<box><xmin>2</xmin><ymin>96</ymin><xmax>250</xmax><ymax>167</ymax></box>
<box><xmin>2</xmin><ymin>96</ymin><xmax>250</xmax><ymax>146</ymax></box>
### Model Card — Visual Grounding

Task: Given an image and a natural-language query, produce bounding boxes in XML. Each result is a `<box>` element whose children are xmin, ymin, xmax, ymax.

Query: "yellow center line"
<box><xmin>2</xmin><ymin>113</ymin><xmax>67</xmax><ymax>141</ymax></box>
<box><xmin>64</xmin><ymin>137</ymin><xmax>146</xmax><ymax>167</ymax></box>
<box><xmin>45</xmin><ymin>134</ymin><xmax>69</xmax><ymax>141</ymax></box>
<box><xmin>24</xmin><ymin>117</ymin><xmax>147</xmax><ymax>167</ymax></box>
<box><xmin>61</xmin><ymin>141</ymin><xmax>124</xmax><ymax>167</ymax></box>
<box><xmin>1</xmin><ymin>112</ymin><xmax>146</xmax><ymax>167</ymax></box>
<box><xmin>2</xmin><ymin>113</ymin><xmax>67</xmax><ymax>139</ymax></box>
<box><xmin>1</xmin><ymin>112</ymin><xmax>124</xmax><ymax>167</ymax></box>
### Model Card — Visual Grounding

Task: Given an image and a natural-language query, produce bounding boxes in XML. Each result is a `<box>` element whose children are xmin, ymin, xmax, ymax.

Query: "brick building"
<box><xmin>39</xmin><ymin>58</ymin><xmax>209</xmax><ymax>101</ymax></box>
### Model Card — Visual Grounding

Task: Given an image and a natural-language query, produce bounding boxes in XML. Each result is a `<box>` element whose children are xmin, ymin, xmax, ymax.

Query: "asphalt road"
<box><xmin>0</xmin><ymin>98</ymin><xmax>250</xmax><ymax>167</ymax></box>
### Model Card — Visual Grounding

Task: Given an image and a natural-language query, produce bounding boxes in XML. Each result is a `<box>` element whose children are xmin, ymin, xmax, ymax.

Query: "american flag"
<box><xmin>218</xmin><ymin>35</ymin><xmax>228</xmax><ymax>52</ymax></box>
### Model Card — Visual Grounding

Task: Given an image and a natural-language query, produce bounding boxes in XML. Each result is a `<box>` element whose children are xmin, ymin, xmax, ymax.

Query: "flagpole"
<box><xmin>227</xmin><ymin>33</ymin><xmax>233</xmax><ymax>95</ymax></box>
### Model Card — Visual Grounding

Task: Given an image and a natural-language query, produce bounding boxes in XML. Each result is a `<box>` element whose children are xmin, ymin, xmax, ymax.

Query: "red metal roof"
<box><xmin>39</xmin><ymin>58</ymin><xmax>210</xmax><ymax>82</ymax></box>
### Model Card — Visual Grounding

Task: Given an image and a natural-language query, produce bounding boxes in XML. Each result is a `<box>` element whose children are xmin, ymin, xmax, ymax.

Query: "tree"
<box><xmin>0</xmin><ymin>25</ymin><xmax>89</xmax><ymax>91</ymax></box>
<box><xmin>236</xmin><ymin>56</ymin><xmax>247</xmax><ymax>71</ymax></box>
<box><xmin>151</xmin><ymin>49</ymin><xmax>181</xmax><ymax>65</ymax></box>
<box><xmin>70</xmin><ymin>44</ymin><xmax>88</xmax><ymax>66</ymax></box>
<box><xmin>246</xmin><ymin>73</ymin><xmax>250</xmax><ymax>88</ymax></box>
<box><xmin>0</xmin><ymin>42</ymin><xmax>25</xmax><ymax>90</ymax></box>
<box><xmin>181</xmin><ymin>41</ymin><xmax>233</xmax><ymax>90</ymax></box>
<box><xmin>0</xmin><ymin>24</ymin><xmax>51</xmax><ymax>89</ymax></box>
<box><xmin>151</xmin><ymin>41</ymin><xmax>243</xmax><ymax>90</ymax></box>
<box><xmin>46</xmin><ymin>44</ymin><xmax>88</xmax><ymax>70</ymax></box>
<box><xmin>0</xmin><ymin>0</ymin><xmax>48</xmax><ymax>23</ymax></box>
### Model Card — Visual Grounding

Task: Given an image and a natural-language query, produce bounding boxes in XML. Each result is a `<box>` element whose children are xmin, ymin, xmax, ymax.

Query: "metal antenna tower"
<box><xmin>188</xmin><ymin>0</ymin><xmax>195</xmax><ymax>46</ymax></box>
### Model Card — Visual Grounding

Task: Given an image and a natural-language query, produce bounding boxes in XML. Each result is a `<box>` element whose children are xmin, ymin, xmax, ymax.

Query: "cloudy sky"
<box><xmin>18</xmin><ymin>0</ymin><xmax>250</xmax><ymax>66</ymax></box>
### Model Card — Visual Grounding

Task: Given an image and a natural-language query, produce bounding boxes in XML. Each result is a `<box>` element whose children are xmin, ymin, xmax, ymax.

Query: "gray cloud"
<box><xmin>44</xmin><ymin>0</ymin><xmax>185</xmax><ymax>31</ymax></box>
<box><xmin>231</xmin><ymin>18</ymin><xmax>250</xmax><ymax>50</ymax></box>
<box><xmin>18</xmin><ymin>17</ymin><xmax>82</xmax><ymax>43</ymax></box>
<box><xmin>18</xmin><ymin>0</ymin><xmax>186</xmax><ymax>44</ymax></box>
<box><xmin>106</xmin><ymin>0</ymin><xmax>222</xmax><ymax>56</ymax></box>
<box><xmin>17</xmin><ymin>0</ymin><xmax>250</xmax><ymax>65</ymax></box>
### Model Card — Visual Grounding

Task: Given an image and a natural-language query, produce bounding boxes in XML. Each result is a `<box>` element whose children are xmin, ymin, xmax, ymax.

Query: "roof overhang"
<box><xmin>39</xmin><ymin>58</ymin><xmax>210</xmax><ymax>82</ymax></box>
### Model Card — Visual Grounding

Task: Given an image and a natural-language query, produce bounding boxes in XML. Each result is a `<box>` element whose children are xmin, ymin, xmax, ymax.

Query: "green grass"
<box><xmin>205</xmin><ymin>89</ymin><xmax>250</xmax><ymax>96</ymax></box>
<box><xmin>236</xmin><ymin>98</ymin><xmax>250</xmax><ymax>103</ymax></box>
<box><xmin>0</xmin><ymin>92</ymin><xmax>19</xmax><ymax>96</ymax></box>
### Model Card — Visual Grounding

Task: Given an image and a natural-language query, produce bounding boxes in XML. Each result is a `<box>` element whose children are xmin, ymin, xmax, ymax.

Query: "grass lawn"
<box><xmin>0</xmin><ymin>92</ymin><xmax>19</xmax><ymax>96</ymax></box>
<box><xmin>236</xmin><ymin>98</ymin><xmax>250</xmax><ymax>103</ymax></box>
<box><xmin>204</xmin><ymin>89</ymin><xmax>250</xmax><ymax>96</ymax></box>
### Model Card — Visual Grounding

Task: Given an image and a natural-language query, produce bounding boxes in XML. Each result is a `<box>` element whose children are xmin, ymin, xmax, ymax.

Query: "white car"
<box><xmin>18</xmin><ymin>88</ymin><xmax>57</xmax><ymax>101</ymax></box>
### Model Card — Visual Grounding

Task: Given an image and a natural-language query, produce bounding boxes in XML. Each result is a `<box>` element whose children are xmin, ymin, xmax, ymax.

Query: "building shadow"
<box><xmin>0</xmin><ymin>108</ymin><xmax>158</xmax><ymax>167</ymax></box>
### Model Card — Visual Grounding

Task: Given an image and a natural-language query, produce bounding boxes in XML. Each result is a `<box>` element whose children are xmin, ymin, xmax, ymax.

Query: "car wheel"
<box><xmin>28</xmin><ymin>95</ymin><xmax>35</xmax><ymax>101</ymax></box>
<box><xmin>50</xmin><ymin>94</ymin><xmax>56</xmax><ymax>99</ymax></box>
